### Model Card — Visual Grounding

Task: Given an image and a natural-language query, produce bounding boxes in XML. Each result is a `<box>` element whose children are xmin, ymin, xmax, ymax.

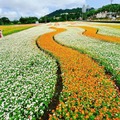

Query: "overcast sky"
<box><xmin>0</xmin><ymin>0</ymin><xmax>120</xmax><ymax>20</ymax></box>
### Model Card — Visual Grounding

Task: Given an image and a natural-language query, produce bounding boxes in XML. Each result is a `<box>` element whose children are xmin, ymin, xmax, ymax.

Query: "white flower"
<box><xmin>55</xmin><ymin>25</ymin><xmax>120</xmax><ymax>76</ymax></box>
<box><xmin>0</xmin><ymin>25</ymin><xmax>57</xmax><ymax>119</ymax></box>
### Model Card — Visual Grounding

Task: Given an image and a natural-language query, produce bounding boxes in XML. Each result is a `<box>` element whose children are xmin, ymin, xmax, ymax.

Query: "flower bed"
<box><xmin>37</xmin><ymin>27</ymin><xmax>120</xmax><ymax>120</ymax></box>
<box><xmin>90</xmin><ymin>25</ymin><xmax>120</xmax><ymax>38</ymax></box>
<box><xmin>67</xmin><ymin>21</ymin><xmax>120</xmax><ymax>37</ymax></box>
<box><xmin>0</xmin><ymin>25</ymin><xmax>57</xmax><ymax>119</ymax></box>
<box><xmin>79</xmin><ymin>26</ymin><xmax>120</xmax><ymax>44</ymax></box>
<box><xmin>55</xmin><ymin>26</ymin><xmax>120</xmax><ymax>86</ymax></box>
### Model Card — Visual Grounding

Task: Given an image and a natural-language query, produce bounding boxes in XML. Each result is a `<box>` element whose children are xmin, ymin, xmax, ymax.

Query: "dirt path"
<box><xmin>37</xmin><ymin>27</ymin><xmax>120</xmax><ymax>120</ymax></box>
<box><xmin>79</xmin><ymin>26</ymin><xmax>120</xmax><ymax>44</ymax></box>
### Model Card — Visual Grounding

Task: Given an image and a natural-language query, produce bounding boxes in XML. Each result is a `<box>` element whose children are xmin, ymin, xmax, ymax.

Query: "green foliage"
<box><xmin>86</xmin><ymin>9</ymin><xmax>96</xmax><ymax>17</ymax></box>
<box><xmin>11</xmin><ymin>20</ymin><xmax>20</xmax><ymax>24</ymax></box>
<box><xmin>47</xmin><ymin>8</ymin><xmax>82</xmax><ymax>17</ymax></box>
<box><xmin>19</xmin><ymin>17</ymin><xmax>38</xmax><ymax>24</ymax></box>
<box><xmin>0</xmin><ymin>17</ymin><xmax>10</xmax><ymax>25</ymax></box>
<box><xmin>39</xmin><ymin>8</ymin><xmax>83</xmax><ymax>22</ymax></box>
<box><xmin>85</xmin><ymin>4</ymin><xmax>120</xmax><ymax>20</ymax></box>
<box><xmin>40</xmin><ymin>4</ymin><xmax>120</xmax><ymax>22</ymax></box>
<box><xmin>0</xmin><ymin>4</ymin><xmax>120</xmax><ymax>24</ymax></box>
<box><xmin>97</xmin><ymin>4</ymin><xmax>120</xmax><ymax>13</ymax></box>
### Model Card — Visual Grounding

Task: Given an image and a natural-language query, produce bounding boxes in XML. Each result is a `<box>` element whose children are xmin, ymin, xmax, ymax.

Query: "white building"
<box><xmin>82</xmin><ymin>5</ymin><xmax>91</xmax><ymax>13</ymax></box>
<box><xmin>96</xmin><ymin>11</ymin><xmax>117</xmax><ymax>19</ymax></box>
<box><xmin>35</xmin><ymin>21</ymin><xmax>39</xmax><ymax>24</ymax></box>
<box><xmin>60</xmin><ymin>13</ymin><xmax>68</xmax><ymax>15</ymax></box>
<box><xmin>96</xmin><ymin>11</ymin><xmax>108</xmax><ymax>18</ymax></box>
<box><xmin>82</xmin><ymin>5</ymin><xmax>86</xmax><ymax>13</ymax></box>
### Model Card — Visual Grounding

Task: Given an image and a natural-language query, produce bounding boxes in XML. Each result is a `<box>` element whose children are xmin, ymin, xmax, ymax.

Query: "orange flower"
<box><xmin>37</xmin><ymin>27</ymin><xmax>120</xmax><ymax>119</ymax></box>
<box><xmin>78</xmin><ymin>26</ymin><xmax>120</xmax><ymax>43</ymax></box>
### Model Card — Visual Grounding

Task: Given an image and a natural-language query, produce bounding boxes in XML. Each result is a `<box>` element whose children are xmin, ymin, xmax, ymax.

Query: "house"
<box><xmin>96</xmin><ymin>11</ymin><xmax>108</xmax><ymax>18</ymax></box>
<box><xmin>96</xmin><ymin>11</ymin><xmax>117</xmax><ymax>19</ymax></box>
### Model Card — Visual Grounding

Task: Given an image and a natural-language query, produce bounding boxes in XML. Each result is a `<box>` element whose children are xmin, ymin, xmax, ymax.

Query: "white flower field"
<box><xmin>0</xmin><ymin>25</ymin><xmax>57</xmax><ymax>119</ymax></box>
<box><xmin>94</xmin><ymin>26</ymin><xmax>120</xmax><ymax>37</ymax></box>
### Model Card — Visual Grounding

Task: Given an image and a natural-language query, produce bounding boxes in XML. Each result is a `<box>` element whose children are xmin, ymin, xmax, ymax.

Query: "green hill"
<box><xmin>39</xmin><ymin>4</ymin><xmax>120</xmax><ymax>22</ymax></box>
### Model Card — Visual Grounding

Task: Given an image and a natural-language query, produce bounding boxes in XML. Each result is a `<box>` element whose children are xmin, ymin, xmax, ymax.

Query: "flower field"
<box><xmin>77</xmin><ymin>26</ymin><xmax>120</xmax><ymax>44</ymax></box>
<box><xmin>0</xmin><ymin>24</ymin><xmax>36</xmax><ymax>36</ymax></box>
<box><xmin>55</xmin><ymin>25</ymin><xmax>120</xmax><ymax>86</ymax></box>
<box><xmin>68</xmin><ymin>22</ymin><xmax>120</xmax><ymax>36</ymax></box>
<box><xmin>0</xmin><ymin>22</ymin><xmax>120</xmax><ymax>119</ymax></box>
<box><xmin>92</xmin><ymin>23</ymin><xmax>120</xmax><ymax>29</ymax></box>
<box><xmin>0</xmin><ymin>25</ymin><xmax>58</xmax><ymax>119</ymax></box>
<box><xmin>37</xmin><ymin>26</ymin><xmax>120</xmax><ymax>120</ymax></box>
<box><xmin>90</xmin><ymin>25</ymin><xmax>120</xmax><ymax>37</ymax></box>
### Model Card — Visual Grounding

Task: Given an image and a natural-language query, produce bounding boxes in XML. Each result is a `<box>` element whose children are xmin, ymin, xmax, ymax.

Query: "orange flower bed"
<box><xmin>79</xmin><ymin>26</ymin><xmax>120</xmax><ymax>44</ymax></box>
<box><xmin>37</xmin><ymin>27</ymin><xmax>120</xmax><ymax>119</ymax></box>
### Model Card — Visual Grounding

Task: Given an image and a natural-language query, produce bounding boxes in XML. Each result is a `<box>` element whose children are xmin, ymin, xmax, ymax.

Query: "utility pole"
<box><xmin>110</xmin><ymin>0</ymin><xmax>114</xmax><ymax>20</ymax></box>
<box><xmin>65</xmin><ymin>13</ymin><xmax>68</xmax><ymax>21</ymax></box>
<box><xmin>44</xmin><ymin>16</ymin><xmax>47</xmax><ymax>23</ymax></box>
<box><xmin>82</xmin><ymin>5</ymin><xmax>86</xmax><ymax>20</ymax></box>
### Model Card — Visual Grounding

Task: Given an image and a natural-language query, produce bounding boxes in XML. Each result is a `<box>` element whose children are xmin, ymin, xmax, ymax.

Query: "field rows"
<box><xmin>79</xmin><ymin>26</ymin><xmax>120</xmax><ymax>44</ymax></box>
<box><xmin>37</xmin><ymin>26</ymin><xmax>119</xmax><ymax>120</ymax></box>
<box><xmin>90</xmin><ymin>25</ymin><xmax>120</xmax><ymax>38</ymax></box>
<box><xmin>0</xmin><ymin>25</ymin><xmax>57</xmax><ymax>119</ymax></box>
<box><xmin>55</xmin><ymin>25</ymin><xmax>120</xmax><ymax>86</ymax></box>
<box><xmin>0</xmin><ymin>22</ymin><xmax>120</xmax><ymax>119</ymax></box>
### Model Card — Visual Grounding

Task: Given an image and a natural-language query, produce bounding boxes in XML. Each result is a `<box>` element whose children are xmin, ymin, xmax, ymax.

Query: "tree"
<box><xmin>12</xmin><ymin>20</ymin><xmax>20</xmax><ymax>24</ymax></box>
<box><xmin>86</xmin><ymin>9</ymin><xmax>96</xmax><ymax>18</ymax></box>
<box><xmin>0</xmin><ymin>17</ymin><xmax>10</xmax><ymax>25</ymax></box>
<box><xmin>19</xmin><ymin>17</ymin><xmax>38</xmax><ymax>24</ymax></box>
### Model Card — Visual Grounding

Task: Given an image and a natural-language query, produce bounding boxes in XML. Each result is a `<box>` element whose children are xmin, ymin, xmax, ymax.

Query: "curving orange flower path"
<box><xmin>79</xmin><ymin>26</ymin><xmax>120</xmax><ymax>44</ymax></box>
<box><xmin>37</xmin><ymin>27</ymin><xmax>120</xmax><ymax>120</ymax></box>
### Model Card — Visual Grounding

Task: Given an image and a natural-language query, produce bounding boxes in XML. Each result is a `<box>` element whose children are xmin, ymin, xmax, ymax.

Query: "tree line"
<box><xmin>0</xmin><ymin>17</ymin><xmax>39</xmax><ymax>25</ymax></box>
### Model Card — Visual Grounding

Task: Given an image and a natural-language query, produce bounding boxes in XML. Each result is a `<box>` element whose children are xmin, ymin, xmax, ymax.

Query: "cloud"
<box><xmin>0</xmin><ymin>0</ymin><xmax>85</xmax><ymax>20</ymax></box>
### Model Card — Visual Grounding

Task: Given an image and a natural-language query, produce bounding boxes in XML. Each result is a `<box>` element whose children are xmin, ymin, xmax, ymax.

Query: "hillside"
<box><xmin>97</xmin><ymin>4</ymin><xmax>120</xmax><ymax>13</ymax></box>
<box><xmin>39</xmin><ymin>7</ymin><xmax>94</xmax><ymax>22</ymax></box>
<box><xmin>39</xmin><ymin>4</ymin><xmax>120</xmax><ymax>22</ymax></box>
<box><xmin>47</xmin><ymin>8</ymin><xmax>82</xmax><ymax>17</ymax></box>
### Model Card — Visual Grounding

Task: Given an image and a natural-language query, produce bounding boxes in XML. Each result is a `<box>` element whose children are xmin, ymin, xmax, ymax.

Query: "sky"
<box><xmin>0</xmin><ymin>0</ymin><xmax>120</xmax><ymax>20</ymax></box>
